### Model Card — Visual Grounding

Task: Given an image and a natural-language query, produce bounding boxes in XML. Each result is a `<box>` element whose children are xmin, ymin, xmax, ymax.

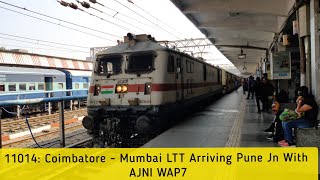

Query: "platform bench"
<box><xmin>295</xmin><ymin>109</ymin><xmax>320</xmax><ymax>147</ymax></box>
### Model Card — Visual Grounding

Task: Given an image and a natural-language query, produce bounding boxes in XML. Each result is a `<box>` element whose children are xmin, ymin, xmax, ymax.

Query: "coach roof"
<box><xmin>0</xmin><ymin>66</ymin><xmax>65</xmax><ymax>76</ymax></box>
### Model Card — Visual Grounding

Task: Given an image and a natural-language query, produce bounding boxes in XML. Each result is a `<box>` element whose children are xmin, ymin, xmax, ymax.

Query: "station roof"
<box><xmin>0</xmin><ymin>50</ymin><xmax>93</xmax><ymax>71</ymax></box>
<box><xmin>170</xmin><ymin>0</ymin><xmax>296</xmax><ymax>75</ymax></box>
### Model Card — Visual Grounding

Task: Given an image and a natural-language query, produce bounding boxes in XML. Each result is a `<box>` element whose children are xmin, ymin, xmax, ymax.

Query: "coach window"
<box><xmin>83</xmin><ymin>83</ymin><xmax>88</xmax><ymax>89</ymax></box>
<box><xmin>128</xmin><ymin>52</ymin><xmax>154</xmax><ymax>72</ymax></box>
<box><xmin>38</xmin><ymin>83</ymin><xmax>44</xmax><ymax>91</ymax></box>
<box><xmin>58</xmin><ymin>83</ymin><xmax>63</xmax><ymax>90</ymax></box>
<box><xmin>19</xmin><ymin>83</ymin><xmax>26</xmax><ymax>91</ymax></box>
<box><xmin>96</xmin><ymin>54</ymin><xmax>122</xmax><ymax>75</ymax></box>
<box><xmin>75</xmin><ymin>83</ymin><xmax>79</xmax><ymax>89</ymax></box>
<box><xmin>9</xmin><ymin>84</ymin><xmax>16</xmax><ymax>91</ymax></box>
<box><xmin>167</xmin><ymin>55</ymin><xmax>175</xmax><ymax>73</ymax></box>
<box><xmin>0</xmin><ymin>84</ymin><xmax>5</xmax><ymax>92</ymax></box>
<box><xmin>29</xmin><ymin>83</ymin><xmax>36</xmax><ymax>91</ymax></box>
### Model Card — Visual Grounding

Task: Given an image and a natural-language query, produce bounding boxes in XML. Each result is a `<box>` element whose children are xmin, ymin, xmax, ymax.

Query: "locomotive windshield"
<box><xmin>96</xmin><ymin>55</ymin><xmax>122</xmax><ymax>75</ymax></box>
<box><xmin>127</xmin><ymin>52</ymin><xmax>154</xmax><ymax>72</ymax></box>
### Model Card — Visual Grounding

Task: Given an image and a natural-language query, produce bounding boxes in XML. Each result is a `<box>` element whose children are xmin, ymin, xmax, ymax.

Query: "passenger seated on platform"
<box><xmin>263</xmin><ymin>101</ymin><xmax>285</xmax><ymax>142</ymax></box>
<box><xmin>279</xmin><ymin>86</ymin><xmax>319</xmax><ymax>147</ymax></box>
<box><xmin>263</xmin><ymin>90</ymin><xmax>289</xmax><ymax>139</ymax></box>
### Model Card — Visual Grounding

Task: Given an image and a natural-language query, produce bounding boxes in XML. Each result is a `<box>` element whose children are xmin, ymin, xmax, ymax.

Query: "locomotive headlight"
<box><xmin>116</xmin><ymin>85</ymin><xmax>122</xmax><ymax>93</ymax></box>
<box><xmin>122</xmin><ymin>85</ymin><xmax>128</xmax><ymax>92</ymax></box>
<box><xmin>145</xmin><ymin>83</ymin><xmax>152</xmax><ymax>94</ymax></box>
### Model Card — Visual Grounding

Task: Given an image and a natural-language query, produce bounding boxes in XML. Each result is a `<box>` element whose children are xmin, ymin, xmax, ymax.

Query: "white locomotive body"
<box><xmin>82</xmin><ymin>34</ymin><xmax>238</xmax><ymax>146</ymax></box>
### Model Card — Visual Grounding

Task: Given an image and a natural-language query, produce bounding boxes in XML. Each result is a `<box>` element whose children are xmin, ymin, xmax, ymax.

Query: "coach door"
<box><xmin>176</xmin><ymin>57</ymin><xmax>184</xmax><ymax>102</ymax></box>
<box><xmin>45</xmin><ymin>77</ymin><xmax>53</xmax><ymax>97</ymax></box>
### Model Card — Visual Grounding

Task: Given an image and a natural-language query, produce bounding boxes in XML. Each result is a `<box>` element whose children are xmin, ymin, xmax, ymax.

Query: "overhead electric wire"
<box><xmin>0</xmin><ymin>1</ymin><xmax>121</xmax><ymax>39</ymax></box>
<box><xmin>0</xmin><ymin>6</ymin><xmax>116</xmax><ymax>42</ymax></box>
<box><xmin>0</xmin><ymin>36</ymin><xmax>89</xmax><ymax>53</ymax></box>
<box><xmin>91</xmin><ymin>1</ymin><xmax>163</xmax><ymax>35</ymax></box>
<box><xmin>0</xmin><ymin>32</ymin><xmax>90</xmax><ymax>49</ymax></box>
<box><xmin>131</xmin><ymin>2</ymin><xmax>187</xmax><ymax>38</ymax></box>
<box><xmin>75</xmin><ymin>0</ymin><xmax>149</xmax><ymax>34</ymax></box>
<box><xmin>113</xmin><ymin>0</ymin><xmax>182</xmax><ymax>39</ymax></box>
<box><xmin>71</xmin><ymin>0</ymin><xmax>137</xmax><ymax>33</ymax></box>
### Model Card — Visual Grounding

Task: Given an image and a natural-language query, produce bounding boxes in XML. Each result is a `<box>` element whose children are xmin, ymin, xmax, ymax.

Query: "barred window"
<box><xmin>19</xmin><ymin>83</ymin><xmax>26</xmax><ymax>91</ymax></box>
<box><xmin>29</xmin><ymin>83</ymin><xmax>36</xmax><ymax>91</ymax></box>
<box><xmin>9</xmin><ymin>84</ymin><xmax>16</xmax><ymax>91</ymax></box>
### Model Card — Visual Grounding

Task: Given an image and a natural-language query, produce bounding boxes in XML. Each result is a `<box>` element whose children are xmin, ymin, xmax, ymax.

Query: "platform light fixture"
<box><xmin>243</xmin><ymin>62</ymin><xmax>247</xmax><ymax>71</ymax></box>
<box><xmin>238</xmin><ymin>49</ymin><xmax>246</xmax><ymax>59</ymax></box>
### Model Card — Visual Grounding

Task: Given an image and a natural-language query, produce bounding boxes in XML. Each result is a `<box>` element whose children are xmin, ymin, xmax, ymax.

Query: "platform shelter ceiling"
<box><xmin>170</xmin><ymin>0</ymin><xmax>296</xmax><ymax>75</ymax></box>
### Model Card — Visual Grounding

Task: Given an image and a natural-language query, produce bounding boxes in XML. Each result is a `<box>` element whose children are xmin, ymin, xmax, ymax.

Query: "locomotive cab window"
<box><xmin>127</xmin><ymin>52</ymin><xmax>154</xmax><ymax>72</ymax></box>
<box><xmin>96</xmin><ymin>55</ymin><xmax>122</xmax><ymax>75</ymax></box>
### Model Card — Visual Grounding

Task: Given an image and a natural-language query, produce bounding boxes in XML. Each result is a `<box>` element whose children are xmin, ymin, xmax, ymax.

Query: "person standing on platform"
<box><xmin>241</xmin><ymin>78</ymin><xmax>247</xmax><ymax>95</ymax></box>
<box><xmin>234</xmin><ymin>78</ymin><xmax>239</xmax><ymax>92</ymax></box>
<box><xmin>261</xmin><ymin>77</ymin><xmax>274</xmax><ymax>112</ymax></box>
<box><xmin>254</xmin><ymin>77</ymin><xmax>263</xmax><ymax>113</ymax></box>
<box><xmin>247</xmin><ymin>76</ymin><xmax>255</xmax><ymax>99</ymax></box>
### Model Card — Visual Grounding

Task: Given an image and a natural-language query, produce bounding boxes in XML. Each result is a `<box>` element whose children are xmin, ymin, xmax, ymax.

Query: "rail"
<box><xmin>0</xmin><ymin>95</ymin><xmax>88</xmax><ymax>148</ymax></box>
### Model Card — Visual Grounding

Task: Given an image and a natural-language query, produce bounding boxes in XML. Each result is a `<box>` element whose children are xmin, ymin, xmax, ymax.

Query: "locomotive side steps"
<box><xmin>143</xmin><ymin>89</ymin><xmax>278</xmax><ymax>147</ymax></box>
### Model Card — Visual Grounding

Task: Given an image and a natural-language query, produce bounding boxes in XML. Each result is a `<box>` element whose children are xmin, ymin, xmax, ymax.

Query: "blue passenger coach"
<box><xmin>0</xmin><ymin>66</ymin><xmax>66</xmax><ymax>100</ymax></box>
<box><xmin>0</xmin><ymin>66</ymin><xmax>90</xmax><ymax>117</ymax></box>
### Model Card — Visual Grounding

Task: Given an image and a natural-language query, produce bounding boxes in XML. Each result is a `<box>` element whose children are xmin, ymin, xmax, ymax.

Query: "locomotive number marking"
<box><xmin>117</xmin><ymin>79</ymin><xmax>128</xmax><ymax>84</ymax></box>
<box><xmin>139</xmin><ymin>100</ymin><xmax>150</xmax><ymax>104</ymax></box>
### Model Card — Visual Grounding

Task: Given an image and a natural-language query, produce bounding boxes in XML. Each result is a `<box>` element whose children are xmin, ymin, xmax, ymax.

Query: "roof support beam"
<box><xmin>182</xmin><ymin>0</ymin><xmax>295</xmax><ymax>17</ymax></box>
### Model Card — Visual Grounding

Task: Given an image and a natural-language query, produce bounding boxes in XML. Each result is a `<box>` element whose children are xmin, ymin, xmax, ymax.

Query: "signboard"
<box><xmin>270</xmin><ymin>51</ymin><xmax>291</xmax><ymax>80</ymax></box>
<box><xmin>266</xmin><ymin>62</ymin><xmax>271</xmax><ymax>79</ymax></box>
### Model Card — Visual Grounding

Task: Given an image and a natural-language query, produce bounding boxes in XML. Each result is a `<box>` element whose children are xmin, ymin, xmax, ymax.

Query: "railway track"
<box><xmin>3</xmin><ymin>123</ymin><xmax>88</xmax><ymax>148</ymax></box>
<box><xmin>1</xmin><ymin>108</ymin><xmax>87</xmax><ymax>133</ymax></box>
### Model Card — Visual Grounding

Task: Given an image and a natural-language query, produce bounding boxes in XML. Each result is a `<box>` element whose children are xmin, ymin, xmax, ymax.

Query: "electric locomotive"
<box><xmin>82</xmin><ymin>33</ymin><xmax>238</xmax><ymax>147</ymax></box>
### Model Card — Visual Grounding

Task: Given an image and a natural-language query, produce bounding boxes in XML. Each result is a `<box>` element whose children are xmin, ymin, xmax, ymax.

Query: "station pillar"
<box><xmin>310</xmin><ymin>0</ymin><xmax>320</xmax><ymax>103</ymax></box>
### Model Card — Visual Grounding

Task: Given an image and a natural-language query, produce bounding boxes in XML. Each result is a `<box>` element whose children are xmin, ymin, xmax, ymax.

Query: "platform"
<box><xmin>143</xmin><ymin>89</ymin><xmax>278</xmax><ymax>147</ymax></box>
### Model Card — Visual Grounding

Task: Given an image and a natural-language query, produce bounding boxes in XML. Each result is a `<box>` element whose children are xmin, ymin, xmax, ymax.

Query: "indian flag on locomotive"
<box><xmin>101</xmin><ymin>85</ymin><xmax>114</xmax><ymax>94</ymax></box>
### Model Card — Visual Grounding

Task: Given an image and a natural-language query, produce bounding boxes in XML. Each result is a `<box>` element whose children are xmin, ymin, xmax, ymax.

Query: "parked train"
<box><xmin>0</xmin><ymin>66</ymin><xmax>91</xmax><ymax>116</ymax></box>
<box><xmin>82</xmin><ymin>34</ymin><xmax>240</xmax><ymax>147</ymax></box>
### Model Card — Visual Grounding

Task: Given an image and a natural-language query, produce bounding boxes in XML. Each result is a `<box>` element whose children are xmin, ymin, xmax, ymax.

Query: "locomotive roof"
<box><xmin>0</xmin><ymin>66</ymin><xmax>65</xmax><ymax>76</ymax></box>
<box><xmin>95</xmin><ymin>40</ymin><xmax>239</xmax><ymax>77</ymax></box>
<box><xmin>96</xmin><ymin>41</ymin><xmax>167</xmax><ymax>55</ymax></box>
